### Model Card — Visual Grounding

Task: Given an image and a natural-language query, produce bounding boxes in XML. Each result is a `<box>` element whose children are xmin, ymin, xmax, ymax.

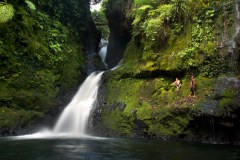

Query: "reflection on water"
<box><xmin>0</xmin><ymin>137</ymin><xmax>239</xmax><ymax>160</ymax></box>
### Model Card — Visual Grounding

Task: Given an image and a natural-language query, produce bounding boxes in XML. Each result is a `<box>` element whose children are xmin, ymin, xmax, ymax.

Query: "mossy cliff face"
<box><xmin>0</xmin><ymin>0</ymin><xmax>99</xmax><ymax>135</ymax></box>
<box><xmin>90</xmin><ymin>0</ymin><xmax>240</xmax><ymax>143</ymax></box>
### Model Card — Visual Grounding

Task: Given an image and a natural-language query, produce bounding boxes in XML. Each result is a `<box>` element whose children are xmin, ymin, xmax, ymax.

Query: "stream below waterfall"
<box><xmin>0</xmin><ymin>137</ymin><xmax>239</xmax><ymax>160</ymax></box>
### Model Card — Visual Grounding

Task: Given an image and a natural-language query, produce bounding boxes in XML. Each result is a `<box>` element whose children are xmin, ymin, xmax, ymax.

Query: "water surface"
<box><xmin>0</xmin><ymin>137</ymin><xmax>239</xmax><ymax>160</ymax></box>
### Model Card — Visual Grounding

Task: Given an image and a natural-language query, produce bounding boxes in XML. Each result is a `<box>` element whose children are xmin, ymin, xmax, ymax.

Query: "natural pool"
<box><xmin>0</xmin><ymin>137</ymin><xmax>239</xmax><ymax>160</ymax></box>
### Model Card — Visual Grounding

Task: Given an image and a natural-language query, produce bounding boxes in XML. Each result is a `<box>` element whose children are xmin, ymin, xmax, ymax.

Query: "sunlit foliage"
<box><xmin>25</xmin><ymin>0</ymin><xmax>36</xmax><ymax>10</ymax></box>
<box><xmin>0</xmin><ymin>2</ymin><xmax>15</xmax><ymax>23</ymax></box>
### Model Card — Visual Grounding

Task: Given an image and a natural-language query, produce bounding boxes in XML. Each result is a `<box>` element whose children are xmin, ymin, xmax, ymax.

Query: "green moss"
<box><xmin>217</xmin><ymin>98</ymin><xmax>233</xmax><ymax>115</ymax></box>
<box><xmin>136</xmin><ymin>101</ymin><xmax>152</xmax><ymax>120</ymax></box>
<box><xmin>122</xmin><ymin>38</ymin><xmax>142</xmax><ymax>72</ymax></box>
<box><xmin>222</xmin><ymin>89</ymin><xmax>238</xmax><ymax>98</ymax></box>
<box><xmin>103</xmin><ymin>66</ymin><xmax>221</xmax><ymax>136</ymax></box>
<box><xmin>157</xmin><ymin>25</ymin><xmax>192</xmax><ymax>71</ymax></box>
<box><xmin>218</xmin><ymin>98</ymin><xmax>233</xmax><ymax>108</ymax></box>
<box><xmin>103</xmin><ymin>70</ymin><xmax>208</xmax><ymax>136</ymax></box>
<box><xmin>102</xmin><ymin>110</ymin><xmax>133</xmax><ymax>135</ymax></box>
<box><xmin>147</xmin><ymin>108</ymin><xmax>191</xmax><ymax>136</ymax></box>
<box><xmin>106</xmin><ymin>74</ymin><xmax>144</xmax><ymax>115</ymax></box>
<box><xmin>0</xmin><ymin>107</ymin><xmax>43</xmax><ymax>127</ymax></box>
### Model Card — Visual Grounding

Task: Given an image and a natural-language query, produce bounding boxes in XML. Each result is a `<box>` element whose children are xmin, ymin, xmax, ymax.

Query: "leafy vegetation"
<box><xmin>25</xmin><ymin>0</ymin><xmax>36</xmax><ymax>10</ymax></box>
<box><xmin>0</xmin><ymin>1</ymin><xmax>15</xmax><ymax>23</ymax></box>
<box><xmin>98</xmin><ymin>0</ymin><xmax>240</xmax><ymax>139</ymax></box>
<box><xmin>0</xmin><ymin>0</ymin><xmax>239</xmax><ymax>140</ymax></box>
<box><xmin>128</xmin><ymin>0</ymin><xmax>234</xmax><ymax>73</ymax></box>
<box><xmin>0</xmin><ymin>0</ymin><xmax>91</xmax><ymax>129</ymax></box>
<box><xmin>0</xmin><ymin>107</ymin><xmax>43</xmax><ymax>127</ymax></box>
<box><xmin>91</xmin><ymin>7</ymin><xmax>109</xmax><ymax>39</ymax></box>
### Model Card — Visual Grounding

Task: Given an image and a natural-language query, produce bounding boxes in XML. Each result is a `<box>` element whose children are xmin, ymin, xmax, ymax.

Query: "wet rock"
<box><xmin>198</xmin><ymin>77</ymin><xmax>240</xmax><ymax>116</ymax></box>
<box><xmin>86</xmin><ymin>51</ymin><xmax>107</xmax><ymax>74</ymax></box>
<box><xmin>104</xmin><ymin>0</ymin><xmax>133</xmax><ymax>68</ymax></box>
<box><xmin>131</xmin><ymin>109</ymin><xmax>149</xmax><ymax>138</ymax></box>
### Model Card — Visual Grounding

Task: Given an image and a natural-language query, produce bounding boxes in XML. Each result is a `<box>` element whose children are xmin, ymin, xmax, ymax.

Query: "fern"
<box><xmin>0</xmin><ymin>3</ymin><xmax>15</xmax><ymax>23</ymax></box>
<box><xmin>25</xmin><ymin>0</ymin><xmax>36</xmax><ymax>10</ymax></box>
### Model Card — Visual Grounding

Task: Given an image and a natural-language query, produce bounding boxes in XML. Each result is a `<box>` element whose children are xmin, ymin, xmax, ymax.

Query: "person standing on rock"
<box><xmin>189</xmin><ymin>75</ymin><xmax>196</xmax><ymax>97</ymax></box>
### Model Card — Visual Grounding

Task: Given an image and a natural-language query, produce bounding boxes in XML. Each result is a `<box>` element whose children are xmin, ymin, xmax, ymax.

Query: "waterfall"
<box><xmin>99</xmin><ymin>39</ymin><xmax>108</xmax><ymax>47</ymax></box>
<box><xmin>220</xmin><ymin>1</ymin><xmax>240</xmax><ymax>74</ymax></box>
<box><xmin>235</xmin><ymin>1</ymin><xmax>240</xmax><ymax>35</ymax></box>
<box><xmin>98</xmin><ymin>39</ymin><xmax>108</xmax><ymax>65</ymax></box>
<box><xmin>18</xmin><ymin>72</ymin><xmax>103</xmax><ymax>138</ymax></box>
<box><xmin>98</xmin><ymin>45</ymin><xmax>108</xmax><ymax>64</ymax></box>
<box><xmin>53</xmin><ymin>72</ymin><xmax>103</xmax><ymax>136</ymax></box>
<box><xmin>229</xmin><ymin>1</ymin><xmax>240</xmax><ymax>73</ymax></box>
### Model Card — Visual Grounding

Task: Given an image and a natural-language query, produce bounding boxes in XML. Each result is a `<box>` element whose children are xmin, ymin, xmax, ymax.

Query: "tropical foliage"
<box><xmin>0</xmin><ymin>2</ymin><xmax>15</xmax><ymax>23</ymax></box>
<box><xmin>97</xmin><ymin>0</ymin><xmax>239</xmax><ymax>139</ymax></box>
<box><xmin>91</xmin><ymin>7</ymin><xmax>109</xmax><ymax>39</ymax></box>
<box><xmin>129</xmin><ymin>0</ymin><xmax>234</xmax><ymax>72</ymax></box>
<box><xmin>25</xmin><ymin>0</ymin><xmax>36</xmax><ymax>10</ymax></box>
<box><xmin>0</xmin><ymin>0</ymin><xmax>91</xmax><ymax>129</ymax></box>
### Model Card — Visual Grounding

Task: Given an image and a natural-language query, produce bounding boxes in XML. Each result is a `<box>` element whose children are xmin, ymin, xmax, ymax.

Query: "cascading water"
<box><xmin>220</xmin><ymin>1</ymin><xmax>240</xmax><ymax>74</ymax></box>
<box><xmin>98</xmin><ymin>38</ymin><xmax>108</xmax><ymax>67</ymax></box>
<box><xmin>98</xmin><ymin>45</ymin><xmax>108</xmax><ymax>64</ymax></box>
<box><xmin>98</xmin><ymin>39</ymin><xmax>108</xmax><ymax>68</ymax></box>
<box><xmin>18</xmin><ymin>72</ymin><xmax>103</xmax><ymax>138</ymax></box>
<box><xmin>53</xmin><ymin>72</ymin><xmax>103</xmax><ymax>136</ymax></box>
<box><xmin>17</xmin><ymin>39</ymin><xmax>109</xmax><ymax>139</ymax></box>
<box><xmin>229</xmin><ymin>1</ymin><xmax>240</xmax><ymax>73</ymax></box>
<box><xmin>233</xmin><ymin>1</ymin><xmax>240</xmax><ymax>47</ymax></box>
<box><xmin>99</xmin><ymin>39</ymin><xmax>108</xmax><ymax>47</ymax></box>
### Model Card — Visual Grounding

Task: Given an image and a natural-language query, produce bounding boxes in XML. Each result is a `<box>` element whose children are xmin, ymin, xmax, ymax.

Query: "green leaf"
<box><xmin>0</xmin><ymin>3</ymin><xmax>15</xmax><ymax>23</ymax></box>
<box><xmin>25</xmin><ymin>0</ymin><xmax>36</xmax><ymax>10</ymax></box>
